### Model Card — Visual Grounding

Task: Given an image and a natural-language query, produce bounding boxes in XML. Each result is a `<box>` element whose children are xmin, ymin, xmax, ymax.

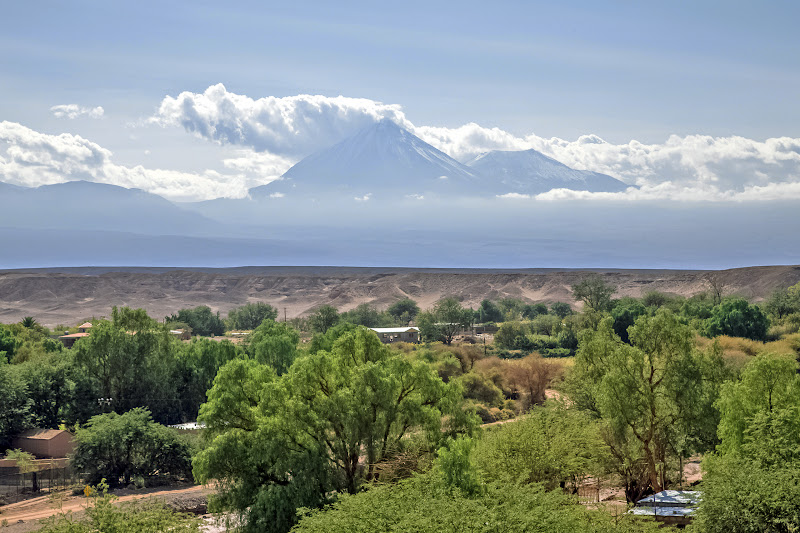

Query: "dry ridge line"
<box><xmin>0</xmin><ymin>265</ymin><xmax>798</xmax><ymax>327</ymax></box>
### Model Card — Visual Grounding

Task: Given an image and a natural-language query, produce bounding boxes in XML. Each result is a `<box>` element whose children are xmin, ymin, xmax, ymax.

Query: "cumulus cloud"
<box><xmin>50</xmin><ymin>104</ymin><xmax>105</xmax><ymax>119</ymax></box>
<box><xmin>0</xmin><ymin>121</ymin><xmax>250</xmax><ymax>201</ymax></box>
<box><xmin>151</xmin><ymin>84</ymin><xmax>412</xmax><ymax>156</ymax></box>
<box><xmin>354</xmin><ymin>193</ymin><xmax>372</xmax><ymax>202</ymax></box>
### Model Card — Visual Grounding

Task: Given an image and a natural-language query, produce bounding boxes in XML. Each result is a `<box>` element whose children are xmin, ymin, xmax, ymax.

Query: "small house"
<box><xmin>58</xmin><ymin>332</ymin><xmax>90</xmax><ymax>348</ymax></box>
<box><xmin>11</xmin><ymin>429</ymin><xmax>75</xmax><ymax>459</ymax></box>
<box><xmin>77</xmin><ymin>322</ymin><xmax>93</xmax><ymax>333</ymax></box>
<box><xmin>370</xmin><ymin>327</ymin><xmax>420</xmax><ymax>344</ymax></box>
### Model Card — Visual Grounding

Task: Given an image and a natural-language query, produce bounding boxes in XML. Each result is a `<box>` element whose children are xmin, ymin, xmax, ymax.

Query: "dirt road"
<box><xmin>0</xmin><ymin>484</ymin><xmax>209</xmax><ymax>531</ymax></box>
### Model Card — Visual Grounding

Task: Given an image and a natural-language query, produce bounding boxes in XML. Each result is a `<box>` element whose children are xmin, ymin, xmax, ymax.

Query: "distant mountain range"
<box><xmin>0</xmin><ymin>181</ymin><xmax>218</xmax><ymax>236</ymax></box>
<box><xmin>251</xmin><ymin>119</ymin><xmax>629</xmax><ymax>198</ymax></box>
<box><xmin>465</xmin><ymin>148</ymin><xmax>629</xmax><ymax>194</ymax></box>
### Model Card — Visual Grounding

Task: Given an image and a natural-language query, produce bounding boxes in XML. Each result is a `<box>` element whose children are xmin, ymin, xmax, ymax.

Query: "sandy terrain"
<box><xmin>0</xmin><ymin>484</ymin><xmax>209</xmax><ymax>531</ymax></box>
<box><xmin>0</xmin><ymin>265</ymin><xmax>798</xmax><ymax>327</ymax></box>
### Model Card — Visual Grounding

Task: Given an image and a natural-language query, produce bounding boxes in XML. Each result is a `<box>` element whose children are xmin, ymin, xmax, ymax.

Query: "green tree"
<box><xmin>387</xmin><ymin>298</ymin><xmax>420</xmax><ymax>324</ymax></box>
<box><xmin>522</xmin><ymin>303</ymin><xmax>548</xmax><ymax>320</ymax></box>
<box><xmin>715</xmin><ymin>352</ymin><xmax>800</xmax><ymax>454</ymax></box>
<box><xmin>476</xmin><ymin>299</ymin><xmax>503</xmax><ymax>323</ymax></box>
<box><xmin>195</xmin><ymin>328</ymin><xmax>475</xmax><ymax>532</ymax></box>
<box><xmin>341</xmin><ymin>303</ymin><xmax>382</xmax><ymax>327</ymax></box>
<box><xmin>0</xmin><ymin>362</ymin><xmax>32</xmax><ymax>450</ymax></box>
<box><xmin>308</xmin><ymin>304</ymin><xmax>340</xmax><ymax>333</ymax></box>
<box><xmin>494</xmin><ymin>321</ymin><xmax>529</xmax><ymax>350</ymax></box>
<box><xmin>567</xmin><ymin>310</ymin><xmax>724</xmax><ymax>498</ymax></box>
<box><xmin>696</xmin><ymin>355</ymin><xmax>800</xmax><ymax>532</ymax></box>
<box><xmin>166</xmin><ymin>306</ymin><xmax>225</xmax><ymax>337</ymax></box>
<box><xmin>73</xmin><ymin>317</ymin><xmax>180</xmax><ymax>424</ymax></box>
<box><xmin>15</xmin><ymin>353</ymin><xmax>75</xmax><ymax>429</ymax></box>
<box><xmin>246</xmin><ymin>319</ymin><xmax>299</xmax><ymax>374</ymax></box>
<box><xmin>291</xmin><ymin>469</ymin><xmax>659</xmax><ymax>533</ymax></box>
<box><xmin>549</xmin><ymin>302</ymin><xmax>574</xmax><ymax>318</ymax></box>
<box><xmin>112</xmin><ymin>306</ymin><xmax>158</xmax><ymax>331</ymax></box>
<box><xmin>0</xmin><ymin>325</ymin><xmax>20</xmax><ymax>362</ymax></box>
<box><xmin>175</xmin><ymin>337</ymin><xmax>242</xmax><ymax>421</ymax></box>
<box><xmin>227</xmin><ymin>302</ymin><xmax>279</xmax><ymax>330</ymax></box>
<box><xmin>704</xmin><ymin>297</ymin><xmax>770</xmax><ymax>341</ymax></box>
<box><xmin>571</xmin><ymin>275</ymin><xmax>615</xmax><ymax>312</ymax></box>
<box><xmin>474</xmin><ymin>406</ymin><xmax>606</xmax><ymax>492</ymax></box>
<box><xmin>20</xmin><ymin>316</ymin><xmax>38</xmax><ymax>329</ymax></box>
<box><xmin>72</xmin><ymin>408</ymin><xmax>192</xmax><ymax>487</ymax></box>
<box><xmin>432</xmin><ymin>298</ymin><xmax>473</xmax><ymax>345</ymax></box>
<box><xmin>610</xmin><ymin>297</ymin><xmax>647</xmax><ymax>344</ymax></box>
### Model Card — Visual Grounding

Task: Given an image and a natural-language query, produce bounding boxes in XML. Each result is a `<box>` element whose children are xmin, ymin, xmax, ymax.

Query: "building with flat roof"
<box><xmin>370</xmin><ymin>327</ymin><xmax>420</xmax><ymax>344</ymax></box>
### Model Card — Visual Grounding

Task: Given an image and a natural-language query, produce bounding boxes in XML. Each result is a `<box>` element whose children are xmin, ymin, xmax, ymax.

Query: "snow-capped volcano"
<box><xmin>250</xmin><ymin>119</ymin><xmax>483</xmax><ymax>198</ymax></box>
<box><xmin>465</xmin><ymin>149</ymin><xmax>629</xmax><ymax>194</ymax></box>
<box><xmin>249</xmin><ymin>121</ymin><xmax>629</xmax><ymax>199</ymax></box>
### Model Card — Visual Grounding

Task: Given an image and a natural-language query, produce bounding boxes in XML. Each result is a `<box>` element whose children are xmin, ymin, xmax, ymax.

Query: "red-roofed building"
<box><xmin>58</xmin><ymin>332</ymin><xmax>90</xmax><ymax>348</ymax></box>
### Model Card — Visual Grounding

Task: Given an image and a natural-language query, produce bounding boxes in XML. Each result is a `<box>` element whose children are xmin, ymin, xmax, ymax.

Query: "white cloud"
<box><xmin>151</xmin><ymin>84</ymin><xmax>412</xmax><ymax>156</ymax></box>
<box><xmin>531</xmin><ymin>181</ymin><xmax>800</xmax><ymax>202</ymax></box>
<box><xmin>150</xmin><ymin>85</ymin><xmax>800</xmax><ymax>201</ymax></box>
<box><xmin>50</xmin><ymin>104</ymin><xmax>104</xmax><ymax>119</ymax></box>
<box><xmin>406</xmin><ymin>194</ymin><xmax>425</xmax><ymax>200</ymax></box>
<box><xmin>269</xmin><ymin>192</ymin><xmax>285</xmax><ymax>198</ymax></box>
<box><xmin>496</xmin><ymin>192</ymin><xmax>532</xmax><ymax>199</ymax></box>
<box><xmin>415</xmin><ymin>125</ymin><xmax>800</xmax><ymax>198</ymax></box>
<box><xmin>222</xmin><ymin>150</ymin><xmax>293</xmax><ymax>179</ymax></box>
<box><xmin>0</xmin><ymin>121</ymin><xmax>249</xmax><ymax>201</ymax></box>
<box><xmin>354</xmin><ymin>193</ymin><xmax>372</xmax><ymax>202</ymax></box>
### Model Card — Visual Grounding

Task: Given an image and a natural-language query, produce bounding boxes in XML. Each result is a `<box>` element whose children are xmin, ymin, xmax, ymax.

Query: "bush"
<box><xmin>72</xmin><ymin>408</ymin><xmax>193</xmax><ymax>487</ymax></box>
<box><xmin>704</xmin><ymin>298</ymin><xmax>770</xmax><ymax>341</ymax></box>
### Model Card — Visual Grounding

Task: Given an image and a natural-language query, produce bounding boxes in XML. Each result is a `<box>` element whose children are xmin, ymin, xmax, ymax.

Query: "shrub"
<box><xmin>72</xmin><ymin>408</ymin><xmax>193</xmax><ymax>487</ymax></box>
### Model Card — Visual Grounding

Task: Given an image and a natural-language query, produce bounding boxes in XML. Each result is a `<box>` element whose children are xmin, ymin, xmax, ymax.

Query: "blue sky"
<box><xmin>1</xmin><ymin>1</ymin><xmax>800</xmax><ymax>201</ymax></box>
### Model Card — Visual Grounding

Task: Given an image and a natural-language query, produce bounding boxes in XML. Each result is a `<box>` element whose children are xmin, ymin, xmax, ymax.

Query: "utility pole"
<box><xmin>284</xmin><ymin>307</ymin><xmax>287</xmax><ymax>323</ymax></box>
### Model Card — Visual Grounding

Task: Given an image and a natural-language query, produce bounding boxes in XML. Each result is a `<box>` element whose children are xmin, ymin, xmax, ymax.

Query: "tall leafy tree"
<box><xmin>227</xmin><ymin>302</ymin><xmax>279</xmax><ymax>330</ymax></box>
<box><xmin>72</xmin><ymin>408</ymin><xmax>192</xmax><ymax>486</ymax></box>
<box><xmin>476</xmin><ymin>299</ymin><xmax>503</xmax><ymax>323</ymax></box>
<box><xmin>571</xmin><ymin>275</ymin><xmax>616</xmax><ymax>312</ymax></box>
<box><xmin>194</xmin><ymin>327</ymin><xmax>476</xmax><ymax>532</ymax></box>
<box><xmin>387</xmin><ymin>297</ymin><xmax>420</xmax><ymax>324</ymax></box>
<box><xmin>696</xmin><ymin>353</ymin><xmax>800</xmax><ymax>532</ymax></box>
<box><xmin>166</xmin><ymin>306</ymin><xmax>225</xmax><ymax>337</ymax></box>
<box><xmin>704</xmin><ymin>297</ymin><xmax>770</xmax><ymax>341</ymax></box>
<box><xmin>73</xmin><ymin>313</ymin><xmax>180</xmax><ymax>424</ymax></box>
<box><xmin>567</xmin><ymin>310</ymin><xmax>724</xmax><ymax>499</ymax></box>
<box><xmin>0</xmin><ymin>361</ymin><xmax>31</xmax><ymax>450</ymax></box>
<box><xmin>246</xmin><ymin>319</ymin><xmax>299</xmax><ymax>374</ymax></box>
<box><xmin>309</xmin><ymin>304</ymin><xmax>340</xmax><ymax>333</ymax></box>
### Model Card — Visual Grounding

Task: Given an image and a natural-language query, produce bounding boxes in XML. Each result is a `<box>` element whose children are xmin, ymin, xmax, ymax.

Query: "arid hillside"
<box><xmin>0</xmin><ymin>265</ymin><xmax>798</xmax><ymax>327</ymax></box>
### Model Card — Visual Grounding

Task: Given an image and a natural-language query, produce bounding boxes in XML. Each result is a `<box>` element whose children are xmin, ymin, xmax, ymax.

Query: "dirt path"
<box><xmin>0</xmin><ymin>484</ymin><xmax>208</xmax><ymax>529</ymax></box>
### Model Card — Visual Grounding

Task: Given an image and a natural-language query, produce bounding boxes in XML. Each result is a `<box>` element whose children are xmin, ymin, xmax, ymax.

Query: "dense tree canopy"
<box><xmin>387</xmin><ymin>298</ymin><xmax>420</xmax><ymax>324</ymax></box>
<box><xmin>167</xmin><ymin>306</ymin><xmax>225</xmax><ymax>337</ymax></box>
<box><xmin>72</xmin><ymin>408</ymin><xmax>193</xmax><ymax>487</ymax></box>
<box><xmin>309</xmin><ymin>304</ymin><xmax>340</xmax><ymax>333</ymax></box>
<box><xmin>704</xmin><ymin>297</ymin><xmax>770</xmax><ymax>341</ymax></box>
<box><xmin>227</xmin><ymin>302</ymin><xmax>279</xmax><ymax>330</ymax></box>
<box><xmin>195</xmin><ymin>327</ymin><xmax>477</xmax><ymax>532</ymax></box>
<box><xmin>566</xmin><ymin>310</ymin><xmax>726</xmax><ymax>499</ymax></box>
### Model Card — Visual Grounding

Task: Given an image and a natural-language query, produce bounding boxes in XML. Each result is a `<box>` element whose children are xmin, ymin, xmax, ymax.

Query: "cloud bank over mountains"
<box><xmin>0</xmin><ymin>121</ymin><xmax>250</xmax><ymax>201</ymax></box>
<box><xmin>1</xmin><ymin>84</ymin><xmax>799</xmax><ymax>202</ymax></box>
